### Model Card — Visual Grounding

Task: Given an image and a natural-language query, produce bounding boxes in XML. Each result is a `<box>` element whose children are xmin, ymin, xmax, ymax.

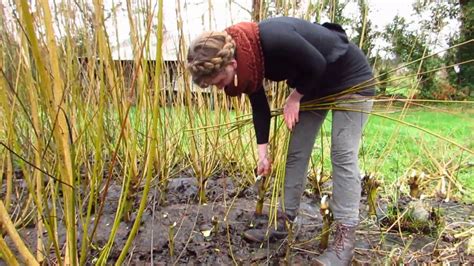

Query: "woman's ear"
<box><xmin>230</xmin><ymin>59</ymin><xmax>238</xmax><ymax>70</ymax></box>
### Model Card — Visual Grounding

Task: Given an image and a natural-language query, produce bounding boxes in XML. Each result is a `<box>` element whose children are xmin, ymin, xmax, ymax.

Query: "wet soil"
<box><xmin>2</xmin><ymin>172</ymin><xmax>473</xmax><ymax>265</ymax></box>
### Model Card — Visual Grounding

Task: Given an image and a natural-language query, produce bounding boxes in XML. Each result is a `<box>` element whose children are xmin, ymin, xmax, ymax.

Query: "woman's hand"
<box><xmin>284</xmin><ymin>90</ymin><xmax>303</xmax><ymax>130</ymax></box>
<box><xmin>257</xmin><ymin>144</ymin><xmax>272</xmax><ymax>176</ymax></box>
<box><xmin>257</xmin><ymin>156</ymin><xmax>272</xmax><ymax>176</ymax></box>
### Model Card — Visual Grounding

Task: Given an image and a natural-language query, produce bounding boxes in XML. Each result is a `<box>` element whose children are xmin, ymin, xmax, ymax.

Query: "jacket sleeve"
<box><xmin>248</xmin><ymin>88</ymin><xmax>271</xmax><ymax>144</ymax></box>
<box><xmin>272</xmin><ymin>29</ymin><xmax>327</xmax><ymax>95</ymax></box>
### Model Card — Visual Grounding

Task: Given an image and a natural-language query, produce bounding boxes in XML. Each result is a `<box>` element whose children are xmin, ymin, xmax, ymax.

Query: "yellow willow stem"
<box><xmin>31</xmin><ymin>92</ymin><xmax>45</xmax><ymax>264</ymax></box>
<box><xmin>269</xmin><ymin>123</ymin><xmax>290</xmax><ymax>228</ymax></box>
<box><xmin>367</xmin><ymin>180</ymin><xmax>380</xmax><ymax>216</ymax></box>
<box><xmin>0</xmin><ymin>200</ymin><xmax>39</xmax><ymax>265</ymax></box>
<box><xmin>122</xmin><ymin>0</ymin><xmax>157</xmax><ymax>219</ymax></box>
<box><xmin>96</xmin><ymin>164</ymin><xmax>131</xmax><ymax>263</ymax></box>
<box><xmin>175</xmin><ymin>0</ymin><xmax>209</xmax><ymax>204</ymax></box>
<box><xmin>0</xmin><ymin>234</ymin><xmax>20</xmax><ymax>266</ymax></box>
<box><xmin>255</xmin><ymin>175</ymin><xmax>267</xmax><ymax>215</ymax></box>
<box><xmin>79</xmin><ymin>93</ymin><xmax>103</xmax><ymax>263</ymax></box>
<box><xmin>125</xmin><ymin>0</ymin><xmax>142</xmax><ymax>101</ymax></box>
<box><xmin>4</xmin><ymin>153</ymin><xmax>12</xmax><ymax>213</ymax></box>
<box><xmin>359</xmin><ymin>0</ymin><xmax>368</xmax><ymax>48</ymax></box>
<box><xmin>39</xmin><ymin>0</ymin><xmax>77</xmax><ymax>263</ymax></box>
<box><xmin>169</xmin><ymin>222</ymin><xmax>176</xmax><ymax>257</ymax></box>
<box><xmin>373</xmin><ymin>98</ymin><xmax>474</xmax><ymax>104</ymax></box>
<box><xmin>19</xmin><ymin>30</ymin><xmax>46</xmax><ymax>262</ymax></box>
<box><xmin>0</xmin><ymin>82</ymin><xmax>15</xmax><ymax>213</ymax></box>
<box><xmin>0</xmin><ymin>51</ymin><xmax>13</xmax><ymax>214</ymax></box>
<box><xmin>16</xmin><ymin>0</ymin><xmax>77</xmax><ymax>263</ymax></box>
<box><xmin>90</xmin><ymin>103</ymin><xmax>134</xmax><ymax>249</ymax></box>
<box><xmin>0</xmin><ymin>37</ymin><xmax>4</xmax><ymax>192</ymax></box>
<box><xmin>115</xmin><ymin>0</ymin><xmax>163</xmax><ymax>263</ymax></box>
<box><xmin>79</xmin><ymin>1</ymin><xmax>108</xmax><ymax>261</ymax></box>
<box><xmin>319</xmin><ymin>210</ymin><xmax>332</xmax><ymax>250</ymax></box>
<box><xmin>0</xmin><ymin>156</ymin><xmax>3</xmax><ymax>193</ymax></box>
<box><xmin>79</xmin><ymin>165</ymin><xmax>101</xmax><ymax>263</ymax></box>
<box><xmin>114</xmin><ymin>82</ymin><xmax>156</xmax><ymax>265</ymax></box>
<box><xmin>87</xmin><ymin>0</ymin><xmax>126</xmax><ymax>249</ymax></box>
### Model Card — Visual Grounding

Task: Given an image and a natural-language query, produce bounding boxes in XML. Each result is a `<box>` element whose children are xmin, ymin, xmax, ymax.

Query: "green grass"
<box><xmin>310</xmin><ymin>104</ymin><xmax>473</xmax><ymax>201</ymax></box>
<box><xmin>3</xmin><ymin>102</ymin><xmax>471</xmax><ymax>201</ymax></box>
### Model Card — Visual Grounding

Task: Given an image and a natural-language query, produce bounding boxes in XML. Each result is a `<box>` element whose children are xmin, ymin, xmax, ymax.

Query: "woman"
<box><xmin>186</xmin><ymin>16</ymin><xmax>374</xmax><ymax>265</ymax></box>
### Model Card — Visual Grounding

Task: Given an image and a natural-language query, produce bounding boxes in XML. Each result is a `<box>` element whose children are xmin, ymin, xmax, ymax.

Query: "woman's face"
<box><xmin>201</xmin><ymin>60</ymin><xmax>237</xmax><ymax>89</ymax></box>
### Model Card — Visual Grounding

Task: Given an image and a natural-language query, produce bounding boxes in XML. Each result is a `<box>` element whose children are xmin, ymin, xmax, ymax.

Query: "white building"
<box><xmin>109</xmin><ymin>0</ymin><xmax>253</xmax><ymax>61</ymax></box>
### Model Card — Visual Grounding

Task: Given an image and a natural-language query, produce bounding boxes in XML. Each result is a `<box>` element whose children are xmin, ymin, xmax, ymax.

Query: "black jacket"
<box><xmin>249</xmin><ymin>16</ymin><xmax>375</xmax><ymax>144</ymax></box>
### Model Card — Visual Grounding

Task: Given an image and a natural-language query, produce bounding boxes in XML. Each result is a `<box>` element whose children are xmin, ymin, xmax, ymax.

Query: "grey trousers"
<box><xmin>283</xmin><ymin>96</ymin><xmax>373</xmax><ymax>226</ymax></box>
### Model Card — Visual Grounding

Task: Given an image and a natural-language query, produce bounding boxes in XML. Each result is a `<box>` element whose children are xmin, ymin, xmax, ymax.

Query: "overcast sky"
<box><xmin>102</xmin><ymin>0</ymin><xmax>459</xmax><ymax>60</ymax></box>
<box><xmin>2</xmin><ymin>0</ymin><xmax>459</xmax><ymax>59</ymax></box>
<box><xmin>107</xmin><ymin>0</ymin><xmax>423</xmax><ymax>42</ymax></box>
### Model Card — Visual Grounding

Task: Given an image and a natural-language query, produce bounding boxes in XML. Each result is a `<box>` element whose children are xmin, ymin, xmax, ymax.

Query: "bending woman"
<box><xmin>186</xmin><ymin>16</ymin><xmax>374</xmax><ymax>265</ymax></box>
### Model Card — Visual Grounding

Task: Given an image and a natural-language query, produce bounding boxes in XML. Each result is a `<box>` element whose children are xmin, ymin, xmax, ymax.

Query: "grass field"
<box><xmin>306</xmin><ymin>103</ymin><xmax>473</xmax><ymax>201</ymax></box>
<box><xmin>129</xmin><ymin>102</ymin><xmax>473</xmax><ymax>197</ymax></box>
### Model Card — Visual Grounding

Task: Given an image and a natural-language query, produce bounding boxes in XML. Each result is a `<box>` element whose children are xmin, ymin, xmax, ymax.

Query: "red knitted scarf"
<box><xmin>224</xmin><ymin>22</ymin><xmax>264</xmax><ymax>97</ymax></box>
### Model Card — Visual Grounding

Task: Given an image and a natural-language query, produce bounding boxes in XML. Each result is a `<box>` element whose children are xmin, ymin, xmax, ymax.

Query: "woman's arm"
<box><xmin>248</xmin><ymin>88</ymin><xmax>271</xmax><ymax>145</ymax></box>
<box><xmin>284</xmin><ymin>89</ymin><xmax>304</xmax><ymax>130</ymax></box>
<box><xmin>248</xmin><ymin>88</ymin><xmax>272</xmax><ymax>176</ymax></box>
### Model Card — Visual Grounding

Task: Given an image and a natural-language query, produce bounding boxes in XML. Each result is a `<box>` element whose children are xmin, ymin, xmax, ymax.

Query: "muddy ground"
<box><xmin>2</xmin><ymin>172</ymin><xmax>473</xmax><ymax>265</ymax></box>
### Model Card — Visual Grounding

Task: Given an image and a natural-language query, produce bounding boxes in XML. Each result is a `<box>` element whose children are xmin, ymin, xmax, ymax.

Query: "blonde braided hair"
<box><xmin>187</xmin><ymin>31</ymin><xmax>236</xmax><ymax>87</ymax></box>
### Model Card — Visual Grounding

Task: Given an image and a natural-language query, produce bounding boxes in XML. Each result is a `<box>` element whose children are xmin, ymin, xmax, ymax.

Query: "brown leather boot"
<box><xmin>314</xmin><ymin>223</ymin><xmax>357</xmax><ymax>266</ymax></box>
<box><xmin>243</xmin><ymin>213</ymin><xmax>299</xmax><ymax>243</ymax></box>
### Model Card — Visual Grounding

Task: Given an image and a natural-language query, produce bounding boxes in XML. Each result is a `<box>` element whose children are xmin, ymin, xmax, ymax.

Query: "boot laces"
<box><xmin>332</xmin><ymin>223</ymin><xmax>349</xmax><ymax>258</ymax></box>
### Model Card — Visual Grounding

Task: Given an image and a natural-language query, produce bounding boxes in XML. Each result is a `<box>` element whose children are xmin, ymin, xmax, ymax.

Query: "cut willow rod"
<box><xmin>373</xmin><ymin>98</ymin><xmax>474</xmax><ymax>104</ymax></box>
<box><xmin>331</xmin><ymin>106</ymin><xmax>472</xmax><ymax>155</ymax></box>
<box><xmin>184</xmin><ymin>81</ymin><xmax>442</xmax><ymax>133</ymax></box>
<box><xmin>312</xmin><ymin>53</ymin><xmax>474</xmax><ymax>103</ymax></box>
<box><xmin>342</xmin><ymin>107</ymin><xmax>474</xmax><ymax>155</ymax></box>
<box><xmin>365</xmin><ymin>58</ymin><xmax>474</xmax><ymax>94</ymax></box>
<box><xmin>215</xmin><ymin>96</ymin><xmax>445</xmax><ymax>134</ymax></box>
<box><xmin>185</xmin><ymin>106</ymin><xmax>301</xmax><ymax>132</ymax></box>
<box><xmin>372</xmin><ymin>58</ymin><xmax>474</xmax><ymax>92</ymax></box>
<box><xmin>383</xmin><ymin>101</ymin><xmax>474</xmax><ymax>123</ymax></box>
<box><xmin>220</xmin><ymin>103</ymin><xmax>473</xmax><ymax>155</ymax></box>
<box><xmin>185</xmin><ymin>103</ymin><xmax>333</xmax><ymax>135</ymax></box>
<box><xmin>385</xmin><ymin>39</ymin><xmax>474</xmax><ymax>78</ymax></box>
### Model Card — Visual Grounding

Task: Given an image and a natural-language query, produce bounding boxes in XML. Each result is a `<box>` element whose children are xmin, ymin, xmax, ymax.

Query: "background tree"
<box><xmin>458</xmin><ymin>0</ymin><xmax>473</xmax><ymax>97</ymax></box>
<box><xmin>414</xmin><ymin>0</ymin><xmax>463</xmax><ymax>99</ymax></box>
<box><xmin>323</xmin><ymin>0</ymin><xmax>351</xmax><ymax>25</ymax></box>
<box><xmin>252</xmin><ymin>0</ymin><xmax>263</xmax><ymax>22</ymax></box>
<box><xmin>351</xmin><ymin>0</ymin><xmax>377</xmax><ymax>64</ymax></box>
<box><xmin>383</xmin><ymin>15</ymin><xmax>442</xmax><ymax>98</ymax></box>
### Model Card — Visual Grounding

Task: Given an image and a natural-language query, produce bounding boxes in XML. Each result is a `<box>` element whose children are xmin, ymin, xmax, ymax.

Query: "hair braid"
<box><xmin>187</xmin><ymin>31</ymin><xmax>236</xmax><ymax>86</ymax></box>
